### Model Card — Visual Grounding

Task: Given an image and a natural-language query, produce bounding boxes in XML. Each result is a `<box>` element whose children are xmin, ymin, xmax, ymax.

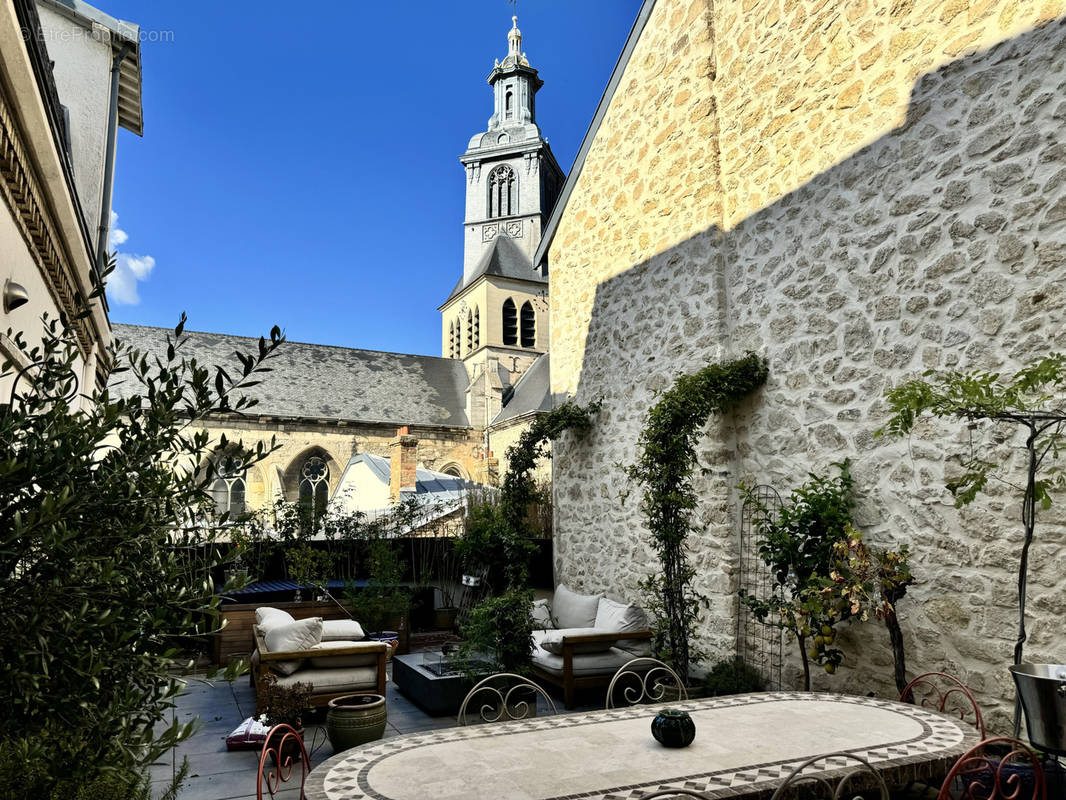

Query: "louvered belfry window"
<box><xmin>520</xmin><ymin>301</ymin><xmax>535</xmax><ymax>348</ymax></box>
<box><xmin>502</xmin><ymin>298</ymin><xmax>518</xmax><ymax>345</ymax></box>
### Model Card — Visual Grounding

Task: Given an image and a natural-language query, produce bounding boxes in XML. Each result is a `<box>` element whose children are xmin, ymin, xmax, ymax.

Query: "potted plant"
<box><xmin>416</xmin><ymin>533</ymin><xmax>464</xmax><ymax>631</ymax></box>
<box><xmin>347</xmin><ymin>538</ymin><xmax>411</xmax><ymax>656</ymax></box>
<box><xmin>457</xmin><ymin>587</ymin><xmax>536</xmax><ymax>717</ymax></box>
<box><xmin>703</xmin><ymin>656</ymin><xmax>766</xmax><ymax>697</ymax></box>
<box><xmin>256</xmin><ymin>673</ymin><xmax>312</xmax><ymax>762</ymax></box>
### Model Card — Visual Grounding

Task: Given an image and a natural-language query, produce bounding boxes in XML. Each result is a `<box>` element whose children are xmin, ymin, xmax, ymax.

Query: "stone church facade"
<box><xmin>113</xmin><ymin>17</ymin><xmax>559</xmax><ymax>515</ymax></box>
<box><xmin>544</xmin><ymin>0</ymin><xmax>1066</xmax><ymax>732</ymax></box>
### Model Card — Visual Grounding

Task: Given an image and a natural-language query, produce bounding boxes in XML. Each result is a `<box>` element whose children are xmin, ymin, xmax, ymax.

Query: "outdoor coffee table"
<box><xmin>305</xmin><ymin>691</ymin><xmax>980</xmax><ymax>800</ymax></box>
<box><xmin>391</xmin><ymin>651</ymin><xmax>492</xmax><ymax>716</ymax></box>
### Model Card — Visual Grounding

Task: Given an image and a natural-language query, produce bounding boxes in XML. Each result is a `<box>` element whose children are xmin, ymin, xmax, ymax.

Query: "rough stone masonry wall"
<box><xmin>549</xmin><ymin>0</ymin><xmax>1066</xmax><ymax>734</ymax></box>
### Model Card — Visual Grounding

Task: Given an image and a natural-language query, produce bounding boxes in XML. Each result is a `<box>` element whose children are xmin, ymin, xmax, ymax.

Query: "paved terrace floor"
<box><xmin>150</xmin><ymin>663</ymin><xmax>599</xmax><ymax>800</ymax></box>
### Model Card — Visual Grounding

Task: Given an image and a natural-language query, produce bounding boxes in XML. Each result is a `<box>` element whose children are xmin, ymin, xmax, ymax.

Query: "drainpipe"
<box><xmin>96</xmin><ymin>41</ymin><xmax>134</xmax><ymax>276</ymax></box>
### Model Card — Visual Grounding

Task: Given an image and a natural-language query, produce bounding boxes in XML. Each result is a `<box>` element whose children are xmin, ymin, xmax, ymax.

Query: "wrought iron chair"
<box><xmin>900</xmin><ymin>671</ymin><xmax>987</xmax><ymax>738</ymax></box>
<box><xmin>936</xmin><ymin>737</ymin><xmax>1046</xmax><ymax>800</ymax></box>
<box><xmin>256</xmin><ymin>723</ymin><xmax>310</xmax><ymax>800</ymax></box>
<box><xmin>606</xmin><ymin>657</ymin><xmax>687</xmax><ymax>709</ymax></box>
<box><xmin>768</xmin><ymin>751</ymin><xmax>890</xmax><ymax>800</ymax></box>
<box><xmin>457</xmin><ymin>672</ymin><xmax>559</xmax><ymax>726</ymax></box>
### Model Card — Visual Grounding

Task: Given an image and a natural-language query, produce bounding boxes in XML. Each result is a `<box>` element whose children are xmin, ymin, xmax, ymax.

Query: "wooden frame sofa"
<box><xmin>529</xmin><ymin>585</ymin><xmax>655</xmax><ymax>708</ymax></box>
<box><xmin>250</xmin><ymin>609</ymin><xmax>387</xmax><ymax>713</ymax></box>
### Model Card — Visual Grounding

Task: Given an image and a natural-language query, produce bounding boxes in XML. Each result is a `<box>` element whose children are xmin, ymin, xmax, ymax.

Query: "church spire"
<box><xmin>507</xmin><ymin>16</ymin><xmax>522</xmax><ymax>61</ymax></box>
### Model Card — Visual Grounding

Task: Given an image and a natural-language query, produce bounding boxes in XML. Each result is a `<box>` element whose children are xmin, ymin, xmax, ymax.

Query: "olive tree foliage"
<box><xmin>0</xmin><ymin>299</ymin><xmax>283</xmax><ymax>797</ymax></box>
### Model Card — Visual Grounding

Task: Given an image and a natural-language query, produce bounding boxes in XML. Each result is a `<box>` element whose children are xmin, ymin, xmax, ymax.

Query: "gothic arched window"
<box><xmin>210</xmin><ymin>453</ymin><xmax>246</xmax><ymax>517</ymax></box>
<box><xmin>473</xmin><ymin>306</ymin><xmax>480</xmax><ymax>349</ymax></box>
<box><xmin>520</xmin><ymin>301</ymin><xmax>535</xmax><ymax>348</ymax></box>
<box><xmin>466</xmin><ymin>309</ymin><xmax>473</xmax><ymax>353</ymax></box>
<box><xmin>505</xmin><ymin>90</ymin><xmax>514</xmax><ymax>120</ymax></box>
<box><xmin>488</xmin><ymin>165</ymin><xmax>516</xmax><ymax>218</ymax></box>
<box><xmin>502</xmin><ymin>298</ymin><xmax>518</xmax><ymax>346</ymax></box>
<box><xmin>299</xmin><ymin>456</ymin><xmax>330</xmax><ymax>516</ymax></box>
<box><xmin>448</xmin><ymin>320</ymin><xmax>456</xmax><ymax>359</ymax></box>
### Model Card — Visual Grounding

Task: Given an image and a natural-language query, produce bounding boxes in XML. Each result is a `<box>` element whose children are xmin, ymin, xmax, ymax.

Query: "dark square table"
<box><xmin>391</xmin><ymin>651</ymin><xmax>490</xmax><ymax>716</ymax></box>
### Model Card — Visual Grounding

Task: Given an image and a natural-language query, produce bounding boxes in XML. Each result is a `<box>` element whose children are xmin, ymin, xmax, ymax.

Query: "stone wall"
<box><xmin>549</xmin><ymin>0</ymin><xmax>1066</xmax><ymax>733</ymax></box>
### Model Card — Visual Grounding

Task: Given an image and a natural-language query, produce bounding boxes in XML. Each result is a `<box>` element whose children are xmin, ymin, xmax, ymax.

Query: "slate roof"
<box><xmin>445</xmin><ymin>236</ymin><xmax>546</xmax><ymax>304</ymax></box>
<box><xmin>110</xmin><ymin>324</ymin><xmax>472</xmax><ymax>427</ymax></box>
<box><xmin>493</xmin><ymin>352</ymin><xmax>550</xmax><ymax>425</ymax></box>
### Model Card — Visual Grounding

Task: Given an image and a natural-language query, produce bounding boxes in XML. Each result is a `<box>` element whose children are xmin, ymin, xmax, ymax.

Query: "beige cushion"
<box><xmin>599</xmin><ymin>596</ymin><xmax>654</xmax><ymax>657</ymax></box>
<box><xmin>531</xmin><ymin>598</ymin><xmax>554</xmax><ymax>629</ymax></box>
<box><xmin>255</xmin><ymin>606</ymin><xmax>295</xmax><ymax>632</ymax></box>
<box><xmin>552</xmin><ymin>584</ymin><xmax>601</xmax><ymax>629</ymax></box>
<box><xmin>531</xmin><ymin>645</ymin><xmax>636</xmax><ymax>677</ymax></box>
<box><xmin>277</xmin><ymin>665</ymin><xmax>380</xmax><ymax>693</ymax></box>
<box><xmin>308</xmin><ymin>640</ymin><xmax>382</xmax><ymax>669</ymax></box>
<box><xmin>321</xmin><ymin>619</ymin><xmax>365</xmax><ymax>641</ymax></box>
<box><xmin>264</xmin><ymin>617</ymin><xmax>322</xmax><ymax>676</ymax></box>
<box><xmin>539</xmin><ymin>627</ymin><xmax>618</xmax><ymax>655</ymax></box>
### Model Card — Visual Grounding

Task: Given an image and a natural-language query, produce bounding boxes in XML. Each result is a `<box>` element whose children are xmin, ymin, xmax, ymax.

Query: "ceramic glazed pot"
<box><xmin>326</xmin><ymin>694</ymin><xmax>387</xmax><ymax>752</ymax></box>
<box><xmin>368</xmin><ymin>631</ymin><xmax>400</xmax><ymax>660</ymax></box>
<box><xmin>651</xmin><ymin>709</ymin><xmax>696</xmax><ymax>748</ymax></box>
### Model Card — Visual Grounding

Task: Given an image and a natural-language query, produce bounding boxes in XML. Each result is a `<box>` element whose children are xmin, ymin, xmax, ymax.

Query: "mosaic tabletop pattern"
<box><xmin>304</xmin><ymin>691</ymin><xmax>980</xmax><ymax>800</ymax></box>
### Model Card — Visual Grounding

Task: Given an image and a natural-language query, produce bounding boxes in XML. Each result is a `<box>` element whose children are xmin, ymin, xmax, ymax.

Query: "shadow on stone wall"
<box><xmin>557</xmin><ymin>17</ymin><xmax>1066</xmax><ymax>730</ymax></box>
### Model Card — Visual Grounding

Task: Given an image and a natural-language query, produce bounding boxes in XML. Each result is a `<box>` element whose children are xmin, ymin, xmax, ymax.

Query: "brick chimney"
<box><xmin>389</xmin><ymin>426</ymin><xmax>418</xmax><ymax>502</ymax></box>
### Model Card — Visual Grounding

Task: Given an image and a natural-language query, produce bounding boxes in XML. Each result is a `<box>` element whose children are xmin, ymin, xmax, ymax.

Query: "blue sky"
<box><xmin>103</xmin><ymin>0</ymin><xmax>642</xmax><ymax>355</ymax></box>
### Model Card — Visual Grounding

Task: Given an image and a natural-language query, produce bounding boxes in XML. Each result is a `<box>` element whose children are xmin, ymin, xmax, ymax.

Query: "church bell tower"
<box><xmin>438</xmin><ymin>16</ymin><xmax>563</xmax><ymax>428</ymax></box>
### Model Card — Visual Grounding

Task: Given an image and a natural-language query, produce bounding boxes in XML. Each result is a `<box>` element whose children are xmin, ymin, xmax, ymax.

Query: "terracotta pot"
<box><xmin>326</xmin><ymin>694</ymin><xmax>387</xmax><ymax>752</ymax></box>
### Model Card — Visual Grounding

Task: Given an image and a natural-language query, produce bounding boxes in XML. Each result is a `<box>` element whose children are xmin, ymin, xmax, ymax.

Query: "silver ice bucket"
<box><xmin>1010</xmin><ymin>663</ymin><xmax>1066</xmax><ymax>756</ymax></box>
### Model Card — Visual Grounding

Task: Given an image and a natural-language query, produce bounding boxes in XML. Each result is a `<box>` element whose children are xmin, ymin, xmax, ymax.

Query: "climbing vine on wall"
<box><xmin>457</xmin><ymin>398</ymin><xmax>602</xmax><ymax>674</ymax></box>
<box><xmin>627</xmin><ymin>354</ymin><xmax>769</xmax><ymax>685</ymax></box>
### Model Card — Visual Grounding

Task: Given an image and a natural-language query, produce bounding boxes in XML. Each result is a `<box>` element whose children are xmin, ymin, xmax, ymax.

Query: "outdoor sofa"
<box><xmin>250</xmin><ymin>606</ymin><xmax>387</xmax><ymax>713</ymax></box>
<box><xmin>530</xmin><ymin>585</ymin><xmax>654</xmax><ymax>708</ymax></box>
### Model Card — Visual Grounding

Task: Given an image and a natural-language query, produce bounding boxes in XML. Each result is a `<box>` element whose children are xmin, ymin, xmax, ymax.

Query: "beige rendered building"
<box><xmin>0</xmin><ymin>0</ymin><xmax>142</xmax><ymax>399</ymax></box>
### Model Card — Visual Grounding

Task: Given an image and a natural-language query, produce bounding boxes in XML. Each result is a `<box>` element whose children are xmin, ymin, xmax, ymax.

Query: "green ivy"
<box><xmin>627</xmin><ymin>354</ymin><xmax>769</xmax><ymax>685</ymax></box>
<box><xmin>458</xmin><ymin>399</ymin><xmax>600</xmax><ymax>673</ymax></box>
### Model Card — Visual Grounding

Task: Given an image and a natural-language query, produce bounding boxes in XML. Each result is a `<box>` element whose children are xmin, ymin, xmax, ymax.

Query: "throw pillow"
<box><xmin>321</xmin><ymin>619</ymin><xmax>365</xmax><ymax>641</ymax></box>
<box><xmin>255</xmin><ymin>606</ymin><xmax>295</xmax><ymax>632</ymax></box>
<box><xmin>599</xmin><ymin>595</ymin><xmax>654</xmax><ymax>657</ymax></box>
<box><xmin>552</xmin><ymin>584</ymin><xmax>602</xmax><ymax>629</ymax></box>
<box><xmin>263</xmin><ymin>617</ymin><xmax>322</xmax><ymax>676</ymax></box>
<box><xmin>539</xmin><ymin>627</ymin><xmax>618</xmax><ymax>655</ymax></box>
<box><xmin>531</xmin><ymin>598</ymin><xmax>555</xmax><ymax>629</ymax></box>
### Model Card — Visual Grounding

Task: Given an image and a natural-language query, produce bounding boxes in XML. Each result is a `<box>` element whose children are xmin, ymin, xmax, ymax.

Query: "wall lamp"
<box><xmin>3</xmin><ymin>279</ymin><xmax>28</xmax><ymax>313</ymax></box>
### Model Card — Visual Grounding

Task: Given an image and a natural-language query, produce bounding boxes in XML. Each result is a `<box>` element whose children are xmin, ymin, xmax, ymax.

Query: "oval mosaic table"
<box><xmin>304</xmin><ymin>691</ymin><xmax>981</xmax><ymax>800</ymax></box>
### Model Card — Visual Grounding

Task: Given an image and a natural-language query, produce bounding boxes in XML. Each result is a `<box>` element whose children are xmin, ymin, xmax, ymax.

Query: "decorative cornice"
<box><xmin>0</xmin><ymin>76</ymin><xmax>93</xmax><ymax>354</ymax></box>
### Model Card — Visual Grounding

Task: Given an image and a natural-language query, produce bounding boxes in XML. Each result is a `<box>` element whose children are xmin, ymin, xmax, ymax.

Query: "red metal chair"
<box><xmin>901</xmin><ymin>672</ymin><xmax>987</xmax><ymax>739</ymax></box>
<box><xmin>936</xmin><ymin>737</ymin><xmax>1046</xmax><ymax>800</ymax></box>
<box><xmin>256</xmin><ymin>723</ymin><xmax>310</xmax><ymax>800</ymax></box>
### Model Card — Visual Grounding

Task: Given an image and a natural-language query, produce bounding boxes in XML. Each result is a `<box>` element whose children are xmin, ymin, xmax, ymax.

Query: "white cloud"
<box><xmin>106</xmin><ymin>212</ymin><xmax>155</xmax><ymax>305</ymax></box>
<box><xmin>109</xmin><ymin>211</ymin><xmax>128</xmax><ymax>247</ymax></box>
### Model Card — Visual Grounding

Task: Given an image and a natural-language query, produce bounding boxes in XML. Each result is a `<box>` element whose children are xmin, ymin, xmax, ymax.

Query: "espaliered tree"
<box><xmin>627</xmin><ymin>354</ymin><xmax>769</xmax><ymax>685</ymax></box>
<box><xmin>458</xmin><ymin>398</ymin><xmax>601</xmax><ymax>674</ymax></box>
<box><xmin>880</xmin><ymin>355</ymin><xmax>1066</xmax><ymax>734</ymax></box>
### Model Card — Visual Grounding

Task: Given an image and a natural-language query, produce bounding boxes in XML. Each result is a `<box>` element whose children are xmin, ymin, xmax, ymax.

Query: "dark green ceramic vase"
<box><xmin>651</xmin><ymin>708</ymin><xmax>696</xmax><ymax>748</ymax></box>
